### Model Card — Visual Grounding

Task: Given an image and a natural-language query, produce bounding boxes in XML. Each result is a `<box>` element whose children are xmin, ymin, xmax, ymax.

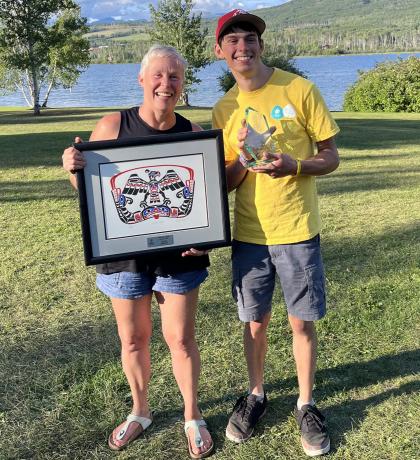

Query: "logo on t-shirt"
<box><xmin>283</xmin><ymin>104</ymin><xmax>297</xmax><ymax>118</ymax></box>
<box><xmin>271</xmin><ymin>105</ymin><xmax>283</xmax><ymax>119</ymax></box>
<box><xmin>271</xmin><ymin>103</ymin><xmax>297</xmax><ymax>120</ymax></box>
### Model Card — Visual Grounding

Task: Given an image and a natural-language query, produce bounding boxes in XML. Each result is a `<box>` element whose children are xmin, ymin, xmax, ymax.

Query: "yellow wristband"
<box><xmin>295</xmin><ymin>159</ymin><xmax>302</xmax><ymax>176</ymax></box>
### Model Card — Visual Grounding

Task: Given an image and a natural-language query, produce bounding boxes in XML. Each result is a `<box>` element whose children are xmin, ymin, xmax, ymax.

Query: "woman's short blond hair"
<box><xmin>139</xmin><ymin>44</ymin><xmax>187</xmax><ymax>77</ymax></box>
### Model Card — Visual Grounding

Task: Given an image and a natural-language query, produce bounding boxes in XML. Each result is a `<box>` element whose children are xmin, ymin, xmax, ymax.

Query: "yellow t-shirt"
<box><xmin>212</xmin><ymin>68</ymin><xmax>340</xmax><ymax>245</ymax></box>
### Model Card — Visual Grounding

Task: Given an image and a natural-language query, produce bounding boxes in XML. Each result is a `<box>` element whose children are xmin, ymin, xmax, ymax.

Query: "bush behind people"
<box><xmin>344</xmin><ymin>56</ymin><xmax>420</xmax><ymax>112</ymax></box>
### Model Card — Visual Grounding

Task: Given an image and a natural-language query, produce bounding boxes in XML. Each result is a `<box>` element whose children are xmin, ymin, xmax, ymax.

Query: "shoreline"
<box><xmin>295</xmin><ymin>50</ymin><xmax>420</xmax><ymax>59</ymax></box>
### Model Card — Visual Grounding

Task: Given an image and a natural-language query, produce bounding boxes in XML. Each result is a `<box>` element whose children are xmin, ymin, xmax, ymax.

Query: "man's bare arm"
<box><xmin>251</xmin><ymin>136</ymin><xmax>339</xmax><ymax>178</ymax></box>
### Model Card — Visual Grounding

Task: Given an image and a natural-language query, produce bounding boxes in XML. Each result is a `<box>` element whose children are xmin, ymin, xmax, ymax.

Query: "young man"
<box><xmin>212</xmin><ymin>9</ymin><xmax>340</xmax><ymax>457</ymax></box>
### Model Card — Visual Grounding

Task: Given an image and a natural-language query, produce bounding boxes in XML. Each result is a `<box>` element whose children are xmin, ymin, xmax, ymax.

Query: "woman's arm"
<box><xmin>62</xmin><ymin>112</ymin><xmax>121</xmax><ymax>189</ymax></box>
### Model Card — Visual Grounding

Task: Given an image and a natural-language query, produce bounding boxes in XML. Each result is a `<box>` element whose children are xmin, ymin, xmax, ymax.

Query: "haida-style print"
<box><xmin>110</xmin><ymin>165</ymin><xmax>195</xmax><ymax>224</ymax></box>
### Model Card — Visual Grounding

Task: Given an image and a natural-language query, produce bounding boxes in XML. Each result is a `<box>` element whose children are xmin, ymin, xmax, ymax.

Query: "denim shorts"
<box><xmin>232</xmin><ymin>235</ymin><xmax>326</xmax><ymax>322</ymax></box>
<box><xmin>96</xmin><ymin>269</ymin><xmax>208</xmax><ymax>300</ymax></box>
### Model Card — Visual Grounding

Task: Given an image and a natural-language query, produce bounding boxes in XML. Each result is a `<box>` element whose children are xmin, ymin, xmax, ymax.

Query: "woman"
<box><xmin>62</xmin><ymin>45</ymin><xmax>214</xmax><ymax>459</ymax></box>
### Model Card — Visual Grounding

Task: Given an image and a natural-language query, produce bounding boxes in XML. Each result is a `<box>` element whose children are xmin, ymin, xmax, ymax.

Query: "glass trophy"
<box><xmin>243</xmin><ymin>107</ymin><xmax>276</xmax><ymax>167</ymax></box>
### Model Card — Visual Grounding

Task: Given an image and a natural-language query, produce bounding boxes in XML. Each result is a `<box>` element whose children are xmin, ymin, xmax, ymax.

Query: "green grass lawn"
<box><xmin>0</xmin><ymin>107</ymin><xmax>419</xmax><ymax>459</ymax></box>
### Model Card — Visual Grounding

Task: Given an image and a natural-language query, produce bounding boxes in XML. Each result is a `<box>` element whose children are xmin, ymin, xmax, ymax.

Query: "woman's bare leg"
<box><xmin>110</xmin><ymin>295</ymin><xmax>153</xmax><ymax>447</ymax></box>
<box><xmin>157</xmin><ymin>288</ymin><xmax>212</xmax><ymax>455</ymax></box>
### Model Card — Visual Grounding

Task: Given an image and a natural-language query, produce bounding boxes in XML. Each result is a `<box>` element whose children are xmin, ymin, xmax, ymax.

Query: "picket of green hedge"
<box><xmin>344</xmin><ymin>56</ymin><xmax>420</xmax><ymax>113</ymax></box>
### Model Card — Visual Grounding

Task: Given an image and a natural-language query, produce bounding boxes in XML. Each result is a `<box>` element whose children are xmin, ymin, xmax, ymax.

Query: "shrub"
<box><xmin>343</xmin><ymin>57</ymin><xmax>420</xmax><ymax>112</ymax></box>
<box><xmin>217</xmin><ymin>50</ymin><xmax>305</xmax><ymax>93</ymax></box>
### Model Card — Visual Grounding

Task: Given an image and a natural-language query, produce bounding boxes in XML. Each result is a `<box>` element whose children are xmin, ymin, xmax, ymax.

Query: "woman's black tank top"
<box><xmin>96</xmin><ymin>107</ymin><xmax>210</xmax><ymax>275</ymax></box>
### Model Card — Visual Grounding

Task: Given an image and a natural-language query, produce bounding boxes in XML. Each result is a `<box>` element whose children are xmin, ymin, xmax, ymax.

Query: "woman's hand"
<box><xmin>62</xmin><ymin>136</ymin><xmax>85</xmax><ymax>174</ymax></box>
<box><xmin>181</xmin><ymin>248</ymin><xmax>212</xmax><ymax>257</ymax></box>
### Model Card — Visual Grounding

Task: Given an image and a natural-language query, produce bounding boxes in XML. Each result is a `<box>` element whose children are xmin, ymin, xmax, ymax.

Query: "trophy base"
<box><xmin>246</xmin><ymin>158</ymin><xmax>272</xmax><ymax>168</ymax></box>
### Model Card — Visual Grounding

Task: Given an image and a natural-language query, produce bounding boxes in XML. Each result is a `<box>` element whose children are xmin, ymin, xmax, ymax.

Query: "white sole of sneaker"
<box><xmin>302</xmin><ymin>438</ymin><xmax>330</xmax><ymax>457</ymax></box>
<box><xmin>225</xmin><ymin>427</ymin><xmax>253</xmax><ymax>443</ymax></box>
<box><xmin>225</xmin><ymin>408</ymin><xmax>267</xmax><ymax>444</ymax></box>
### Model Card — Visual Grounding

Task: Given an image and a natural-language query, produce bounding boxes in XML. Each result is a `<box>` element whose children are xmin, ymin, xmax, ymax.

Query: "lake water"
<box><xmin>1</xmin><ymin>53</ymin><xmax>419</xmax><ymax>111</ymax></box>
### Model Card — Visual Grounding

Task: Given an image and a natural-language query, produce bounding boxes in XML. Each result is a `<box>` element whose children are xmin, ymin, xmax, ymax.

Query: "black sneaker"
<box><xmin>294</xmin><ymin>404</ymin><xmax>330</xmax><ymax>457</ymax></box>
<box><xmin>226</xmin><ymin>393</ymin><xmax>267</xmax><ymax>443</ymax></box>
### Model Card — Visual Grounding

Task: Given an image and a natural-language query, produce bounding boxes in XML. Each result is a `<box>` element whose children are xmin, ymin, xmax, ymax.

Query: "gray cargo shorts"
<box><xmin>231</xmin><ymin>235</ymin><xmax>326</xmax><ymax>322</ymax></box>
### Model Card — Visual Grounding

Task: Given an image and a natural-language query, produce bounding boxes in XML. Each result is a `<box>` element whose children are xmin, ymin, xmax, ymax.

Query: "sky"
<box><xmin>76</xmin><ymin>0</ymin><xmax>290</xmax><ymax>22</ymax></box>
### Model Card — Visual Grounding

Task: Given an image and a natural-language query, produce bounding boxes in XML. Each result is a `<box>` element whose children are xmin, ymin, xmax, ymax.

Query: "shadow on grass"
<box><xmin>123</xmin><ymin>349</ymin><xmax>420</xmax><ymax>457</ymax></box>
<box><xmin>264</xmin><ymin>349</ymin><xmax>420</xmax><ymax>452</ymax></box>
<box><xmin>317</xmin><ymin>169</ymin><xmax>420</xmax><ymax>195</ymax></box>
<box><xmin>340</xmin><ymin>152</ymin><xmax>413</xmax><ymax>162</ymax></box>
<box><xmin>1</xmin><ymin>292</ymin><xmax>418</xmax><ymax>457</ymax></box>
<box><xmin>0</xmin><ymin>179</ymin><xmax>76</xmax><ymax>202</ymax></box>
<box><xmin>0</xmin><ymin>106</ymin><xmax>211</xmax><ymax>126</ymax></box>
<box><xmin>176</xmin><ymin>106</ymin><xmax>213</xmax><ymax>112</ymax></box>
<box><xmin>323</xmin><ymin>222</ymin><xmax>419</xmax><ymax>279</ymax></box>
<box><xmin>215</xmin><ymin>222</ymin><xmax>418</xmax><ymax>290</ymax></box>
<box><xmin>0</xmin><ymin>107</ymin><xmax>118</xmax><ymax>125</ymax></box>
<box><xmin>0</xmin><ymin>132</ymin><xmax>92</xmax><ymax>168</ymax></box>
<box><xmin>0</xmin><ymin>315</ymin><xmax>123</xmax><ymax>457</ymax></box>
<box><xmin>335</xmin><ymin>118</ymin><xmax>420</xmax><ymax>150</ymax></box>
<box><xmin>0</xmin><ymin>319</ymin><xmax>119</xmax><ymax>413</ymax></box>
<box><xmin>326</xmin><ymin>380</ymin><xmax>420</xmax><ymax>452</ymax></box>
<box><xmin>2</xmin><ymin>162</ymin><xmax>417</xmax><ymax>199</ymax></box>
<box><xmin>0</xmin><ymin>309</ymin><xmax>170</xmax><ymax>455</ymax></box>
<box><xmin>201</xmin><ymin>349</ymin><xmax>420</xmax><ymax>454</ymax></box>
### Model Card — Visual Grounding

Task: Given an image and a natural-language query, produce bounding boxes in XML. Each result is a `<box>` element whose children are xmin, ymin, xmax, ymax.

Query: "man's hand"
<box><xmin>62</xmin><ymin>136</ymin><xmax>85</xmax><ymax>174</ymax></box>
<box><xmin>237</xmin><ymin>121</ymin><xmax>294</xmax><ymax>177</ymax></box>
<box><xmin>237</xmin><ymin>119</ymin><xmax>277</xmax><ymax>168</ymax></box>
<box><xmin>237</xmin><ymin>119</ymin><xmax>253</xmax><ymax>165</ymax></box>
<box><xmin>251</xmin><ymin>137</ymin><xmax>340</xmax><ymax>178</ymax></box>
<box><xmin>250</xmin><ymin>152</ymin><xmax>297</xmax><ymax>178</ymax></box>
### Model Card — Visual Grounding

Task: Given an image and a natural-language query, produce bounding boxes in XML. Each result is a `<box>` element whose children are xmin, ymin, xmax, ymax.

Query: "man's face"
<box><xmin>215</xmin><ymin>28</ymin><xmax>263</xmax><ymax>76</ymax></box>
<box><xmin>139</xmin><ymin>56</ymin><xmax>184</xmax><ymax>113</ymax></box>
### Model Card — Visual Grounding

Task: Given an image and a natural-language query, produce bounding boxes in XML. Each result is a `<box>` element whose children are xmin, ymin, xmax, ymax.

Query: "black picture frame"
<box><xmin>76</xmin><ymin>129</ymin><xmax>231</xmax><ymax>266</ymax></box>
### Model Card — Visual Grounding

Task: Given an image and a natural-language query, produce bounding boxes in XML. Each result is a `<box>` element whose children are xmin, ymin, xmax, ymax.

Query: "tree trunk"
<box><xmin>18</xmin><ymin>75</ymin><xmax>33</xmax><ymax>107</ymax></box>
<box><xmin>42</xmin><ymin>79</ymin><xmax>54</xmax><ymax>107</ymax></box>
<box><xmin>181</xmin><ymin>91</ymin><xmax>189</xmax><ymax>106</ymax></box>
<box><xmin>28</xmin><ymin>45</ymin><xmax>42</xmax><ymax>116</ymax></box>
<box><xmin>42</xmin><ymin>63</ymin><xmax>58</xmax><ymax>107</ymax></box>
<box><xmin>31</xmin><ymin>68</ymin><xmax>41</xmax><ymax>115</ymax></box>
<box><xmin>31</xmin><ymin>79</ymin><xmax>41</xmax><ymax>115</ymax></box>
<box><xmin>33</xmin><ymin>102</ymin><xmax>41</xmax><ymax>115</ymax></box>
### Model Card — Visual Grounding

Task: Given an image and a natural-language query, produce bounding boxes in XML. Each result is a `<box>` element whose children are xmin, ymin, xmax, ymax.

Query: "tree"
<box><xmin>344</xmin><ymin>57</ymin><xmax>420</xmax><ymax>112</ymax></box>
<box><xmin>0</xmin><ymin>0</ymin><xmax>90</xmax><ymax>115</ymax></box>
<box><xmin>149</xmin><ymin>0</ymin><xmax>210</xmax><ymax>106</ymax></box>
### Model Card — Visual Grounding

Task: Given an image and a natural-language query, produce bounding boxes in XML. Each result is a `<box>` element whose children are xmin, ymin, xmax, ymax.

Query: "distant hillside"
<box><xmin>86</xmin><ymin>0</ymin><xmax>420</xmax><ymax>63</ymax></box>
<box><xmin>255</xmin><ymin>0</ymin><xmax>420</xmax><ymax>54</ymax></box>
<box><xmin>86</xmin><ymin>22</ymin><xmax>151</xmax><ymax>63</ymax></box>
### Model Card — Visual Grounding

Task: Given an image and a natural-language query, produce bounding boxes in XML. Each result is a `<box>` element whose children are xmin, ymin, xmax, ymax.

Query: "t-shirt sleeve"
<box><xmin>212</xmin><ymin>107</ymin><xmax>237</xmax><ymax>163</ymax></box>
<box><xmin>303</xmin><ymin>83</ymin><xmax>340</xmax><ymax>142</ymax></box>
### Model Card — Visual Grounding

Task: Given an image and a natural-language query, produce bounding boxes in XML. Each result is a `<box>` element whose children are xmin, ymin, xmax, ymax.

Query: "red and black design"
<box><xmin>110</xmin><ymin>165</ymin><xmax>195</xmax><ymax>224</ymax></box>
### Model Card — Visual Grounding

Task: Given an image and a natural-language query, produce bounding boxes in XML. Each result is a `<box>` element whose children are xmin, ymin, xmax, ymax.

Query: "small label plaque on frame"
<box><xmin>147</xmin><ymin>235</ymin><xmax>174</xmax><ymax>248</ymax></box>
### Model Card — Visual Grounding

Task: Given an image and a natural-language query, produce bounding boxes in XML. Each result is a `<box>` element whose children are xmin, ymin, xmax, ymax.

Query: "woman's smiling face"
<box><xmin>139</xmin><ymin>56</ymin><xmax>184</xmax><ymax>113</ymax></box>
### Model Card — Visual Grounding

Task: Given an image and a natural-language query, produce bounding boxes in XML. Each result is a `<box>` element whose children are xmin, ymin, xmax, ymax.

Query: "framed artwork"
<box><xmin>76</xmin><ymin>129</ymin><xmax>231</xmax><ymax>265</ymax></box>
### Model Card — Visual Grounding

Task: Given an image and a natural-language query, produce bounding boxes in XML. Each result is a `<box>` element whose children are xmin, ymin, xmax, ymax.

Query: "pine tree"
<box><xmin>149</xmin><ymin>0</ymin><xmax>210</xmax><ymax>106</ymax></box>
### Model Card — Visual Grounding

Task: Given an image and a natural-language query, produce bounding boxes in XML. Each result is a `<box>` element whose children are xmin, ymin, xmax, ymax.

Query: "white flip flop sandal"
<box><xmin>108</xmin><ymin>413</ymin><xmax>153</xmax><ymax>451</ymax></box>
<box><xmin>184</xmin><ymin>419</ymin><xmax>214</xmax><ymax>459</ymax></box>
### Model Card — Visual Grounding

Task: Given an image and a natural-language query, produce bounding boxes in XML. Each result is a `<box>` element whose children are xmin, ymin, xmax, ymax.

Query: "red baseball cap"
<box><xmin>215</xmin><ymin>9</ymin><xmax>266</xmax><ymax>43</ymax></box>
